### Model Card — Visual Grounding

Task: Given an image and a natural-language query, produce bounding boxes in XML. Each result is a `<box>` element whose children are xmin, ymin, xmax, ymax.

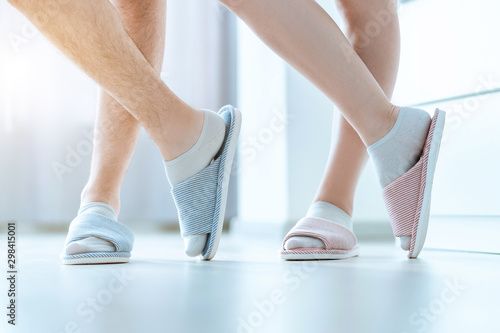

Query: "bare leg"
<box><xmin>220</xmin><ymin>0</ymin><xmax>399</xmax><ymax>146</ymax></box>
<box><xmin>64</xmin><ymin>0</ymin><xmax>167</xmax><ymax>255</ymax></box>
<box><xmin>81</xmin><ymin>0</ymin><xmax>167</xmax><ymax>214</ymax></box>
<box><xmin>224</xmin><ymin>0</ymin><xmax>435</xmax><ymax>257</ymax></box>
<box><xmin>285</xmin><ymin>0</ymin><xmax>400</xmax><ymax>250</ymax></box>
<box><xmin>314</xmin><ymin>0</ymin><xmax>400</xmax><ymax>215</ymax></box>
<box><xmin>7</xmin><ymin>0</ymin><xmax>203</xmax><ymax>161</ymax></box>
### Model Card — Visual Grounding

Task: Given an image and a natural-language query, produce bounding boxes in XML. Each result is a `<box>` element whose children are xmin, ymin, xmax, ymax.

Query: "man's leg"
<box><xmin>7</xmin><ymin>0</ymin><xmax>228</xmax><ymax>257</ymax></box>
<box><xmin>286</xmin><ymin>0</ymin><xmax>400</xmax><ymax>249</ymax></box>
<box><xmin>66</xmin><ymin>0</ymin><xmax>166</xmax><ymax>255</ymax></box>
<box><xmin>7</xmin><ymin>0</ymin><xmax>204</xmax><ymax>161</ymax></box>
<box><xmin>82</xmin><ymin>0</ymin><xmax>166</xmax><ymax>213</ymax></box>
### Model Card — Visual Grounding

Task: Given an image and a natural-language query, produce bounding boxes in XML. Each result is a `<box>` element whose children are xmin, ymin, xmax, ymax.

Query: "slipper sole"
<box><xmin>280</xmin><ymin>245</ymin><xmax>360</xmax><ymax>260</ymax></box>
<box><xmin>62</xmin><ymin>256</ymin><xmax>130</xmax><ymax>265</ymax></box>
<box><xmin>201</xmin><ymin>107</ymin><xmax>242</xmax><ymax>260</ymax></box>
<box><xmin>410</xmin><ymin>109</ymin><xmax>446</xmax><ymax>258</ymax></box>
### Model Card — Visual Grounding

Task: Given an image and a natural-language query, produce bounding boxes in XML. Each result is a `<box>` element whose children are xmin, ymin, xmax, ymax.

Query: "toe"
<box><xmin>399</xmin><ymin>236</ymin><xmax>411</xmax><ymax>251</ymax></box>
<box><xmin>184</xmin><ymin>234</ymin><xmax>208</xmax><ymax>257</ymax></box>
<box><xmin>285</xmin><ymin>236</ymin><xmax>325</xmax><ymax>250</ymax></box>
<box><xmin>64</xmin><ymin>237</ymin><xmax>115</xmax><ymax>255</ymax></box>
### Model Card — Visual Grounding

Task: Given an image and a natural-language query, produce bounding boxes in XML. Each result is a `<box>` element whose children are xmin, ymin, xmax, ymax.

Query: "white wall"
<box><xmin>235</xmin><ymin>17</ymin><xmax>289</xmax><ymax>231</ymax></box>
<box><xmin>394</xmin><ymin>0</ymin><xmax>500</xmax><ymax>216</ymax></box>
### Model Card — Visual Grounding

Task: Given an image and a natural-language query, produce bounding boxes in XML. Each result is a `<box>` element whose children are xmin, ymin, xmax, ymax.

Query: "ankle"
<box><xmin>80</xmin><ymin>184</ymin><xmax>121</xmax><ymax>215</ymax></box>
<box><xmin>312</xmin><ymin>198</ymin><xmax>353</xmax><ymax>217</ymax></box>
<box><xmin>387</xmin><ymin>104</ymin><xmax>400</xmax><ymax>130</ymax></box>
<box><xmin>364</xmin><ymin>104</ymin><xmax>400</xmax><ymax>147</ymax></box>
<box><xmin>157</xmin><ymin>108</ymin><xmax>205</xmax><ymax>161</ymax></box>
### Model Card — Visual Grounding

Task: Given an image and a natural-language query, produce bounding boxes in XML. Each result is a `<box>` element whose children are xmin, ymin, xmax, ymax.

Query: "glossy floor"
<box><xmin>3</xmin><ymin>231</ymin><xmax>499</xmax><ymax>333</ymax></box>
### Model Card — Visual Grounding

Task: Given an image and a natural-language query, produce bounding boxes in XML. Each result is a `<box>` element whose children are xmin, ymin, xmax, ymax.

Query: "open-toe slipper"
<box><xmin>61</xmin><ymin>213</ymin><xmax>134</xmax><ymax>265</ymax></box>
<box><xmin>280</xmin><ymin>217</ymin><xmax>360</xmax><ymax>260</ymax></box>
<box><xmin>171</xmin><ymin>105</ymin><xmax>242</xmax><ymax>260</ymax></box>
<box><xmin>382</xmin><ymin>108</ymin><xmax>446</xmax><ymax>258</ymax></box>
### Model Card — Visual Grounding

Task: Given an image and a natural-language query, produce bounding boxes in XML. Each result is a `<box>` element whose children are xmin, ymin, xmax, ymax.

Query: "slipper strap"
<box><xmin>171</xmin><ymin>157</ymin><xmax>221</xmax><ymax>237</ymax></box>
<box><xmin>64</xmin><ymin>213</ymin><xmax>134</xmax><ymax>252</ymax></box>
<box><xmin>382</xmin><ymin>109</ymin><xmax>439</xmax><ymax>240</ymax></box>
<box><xmin>171</xmin><ymin>105</ymin><xmax>237</xmax><ymax>260</ymax></box>
<box><xmin>382</xmin><ymin>159</ymin><xmax>424</xmax><ymax>238</ymax></box>
<box><xmin>282</xmin><ymin>217</ymin><xmax>357</xmax><ymax>251</ymax></box>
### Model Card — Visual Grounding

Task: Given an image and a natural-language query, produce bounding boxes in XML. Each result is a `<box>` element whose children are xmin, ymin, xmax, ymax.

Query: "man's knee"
<box><xmin>7</xmin><ymin>0</ymin><xmax>23</xmax><ymax>8</ymax></box>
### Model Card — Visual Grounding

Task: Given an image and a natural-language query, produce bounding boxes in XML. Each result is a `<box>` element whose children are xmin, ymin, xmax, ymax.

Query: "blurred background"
<box><xmin>0</xmin><ymin>0</ymin><xmax>499</xmax><ymax>253</ymax></box>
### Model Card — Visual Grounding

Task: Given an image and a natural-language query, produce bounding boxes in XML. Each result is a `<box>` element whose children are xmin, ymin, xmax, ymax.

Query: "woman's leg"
<box><xmin>286</xmin><ymin>0</ymin><xmax>400</xmax><ymax>250</ymax></box>
<box><xmin>222</xmin><ymin>0</ymin><xmax>436</xmax><ymax>257</ymax></box>
<box><xmin>220</xmin><ymin>0</ymin><xmax>399</xmax><ymax>146</ymax></box>
<box><xmin>315</xmin><ymin>0</ymin><xmax>400</xmax><ymax>214</ymax></box>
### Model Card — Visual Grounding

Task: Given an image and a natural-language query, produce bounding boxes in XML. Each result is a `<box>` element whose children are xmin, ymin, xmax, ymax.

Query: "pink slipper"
<box><xmin>383</xmin><ymin>109</ymin><xmax>446</xmax><ymax>258</ymax></box>
<box><xmin>279</xmin><ymin>217</ymin><xmax>360</xmax><ymax>260</ymax></box>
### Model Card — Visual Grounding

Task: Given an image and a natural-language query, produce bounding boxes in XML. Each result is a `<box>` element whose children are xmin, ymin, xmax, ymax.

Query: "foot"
<box><xmin>159</xmin><ymin>108</ymin><xmax>206</xmax><ymax>162</ymax></box>
<box><xmin>64</xmin><ymin>202</ymin><xmax>117</xmax><ymax>255</ymax></box>
<box><xmin>367</xmin><ymin>107</ymin><xmax>431</xmax><ymax>251</ymax></box>
<box><xmin>164</xmin><ymin>110</ymin><xmax>226</xmax><ymax>257</ymax></box>
<box><xmin>284</xmin><ymin>201</ymin><xmax>353</xmax><ymax>250</ymax></box>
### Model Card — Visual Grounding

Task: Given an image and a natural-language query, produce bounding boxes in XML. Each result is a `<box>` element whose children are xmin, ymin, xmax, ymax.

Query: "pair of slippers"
<box><xmin>281</xmin><ymin>109</ymin><xmax>446</xmax><ymax>260</ymax></box>
<box><xmin>61</xmin><ymin>108</ymin><xmax>445</xmax><ymax>264</ymax></box>
<box><xmin>61</xmin><ymin>106</ymin><xmax>241</xmax><ymax>265</ymax></box>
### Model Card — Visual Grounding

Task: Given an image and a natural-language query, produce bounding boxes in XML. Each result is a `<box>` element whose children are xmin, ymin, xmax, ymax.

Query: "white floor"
<box><xmin>3</xmin><ymin>231</ymin><xmax>500</xmax><ymax>333</ymax></box>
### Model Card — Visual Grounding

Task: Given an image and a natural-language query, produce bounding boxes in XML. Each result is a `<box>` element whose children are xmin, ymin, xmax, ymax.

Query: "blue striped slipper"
<box><xmin>171</xmin><ymin>105</ymin><xmax>242</xmax><ymax>260</ymax></box>
<box><xmin>60</xmin><ymin>213</ymin><xmax>134</xmax><ymax>265</ymax></box>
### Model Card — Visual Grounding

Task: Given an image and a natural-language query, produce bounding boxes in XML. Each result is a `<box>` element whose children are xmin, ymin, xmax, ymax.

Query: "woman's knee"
<box><xmin>336</xmin><ymin>0</ymin><xmax>398</xmax><ymax>27</ymax></box>
<box><xmin>336</xmin><ymin>0</ymin><xmax>398</xmax><ymax>42</ymax></box>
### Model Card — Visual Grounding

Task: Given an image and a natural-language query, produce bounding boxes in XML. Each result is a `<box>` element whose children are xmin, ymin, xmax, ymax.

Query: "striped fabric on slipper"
<box><xmin>382</xmin><ymin>109</ymin><xmax>446</xmax><ymax>258</ymax></box>
<box><xmin>61</xmin><ymin>213</ymin><xmax>134</xmax><ymax>265</ymax></box>
<box><xmin>171</xmin><ymin>105</ymin><xmax>241</xmax><ymax>260</ymax></box>
<box><xmin>280</xmin><ymin>217</ymin><xmax>359</xmax><ymax>260</ymax></box>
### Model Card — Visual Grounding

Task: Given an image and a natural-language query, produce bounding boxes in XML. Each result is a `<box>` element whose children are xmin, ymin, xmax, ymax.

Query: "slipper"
<box><xmin>383</xmin><ymin>108</ymin><xmax>446</xmax><ymax>258</ymax></box>
<box><xmin>60</xmin><ymin>213</ymin><xmax>134</xmax><ymax>265</ymax></box>
<box><xmin>279</xmin><ymin>217</ymin><xmax>360</xmax><ymax>260</ymax></box>
<box><xmin>171</xmin><ymin>105</ymin><xmax>242</xmax><ymax>260</ymax></box>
